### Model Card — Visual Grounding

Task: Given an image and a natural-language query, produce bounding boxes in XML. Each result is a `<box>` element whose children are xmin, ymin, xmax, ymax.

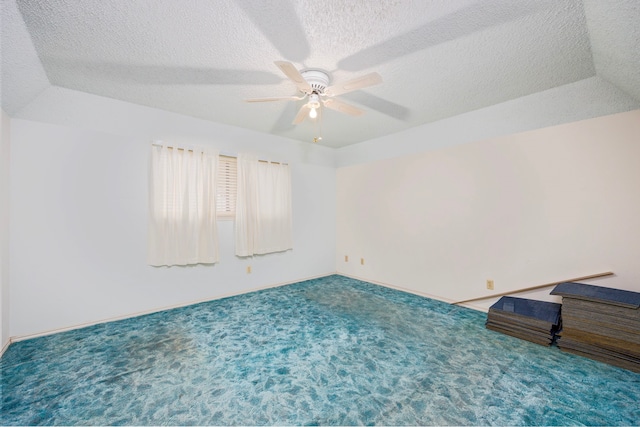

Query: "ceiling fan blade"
<box><xmin>275</xmin><ymin>61</ymin><xmax>312</xmax><ymax>93</ymax></box>
<box><xmin>324</xmin><ymin>72</ymin><xmax>383</xmax><ymax>97</ymax></box>
<box><xmin>246</xmin><ymin>95</ymin><xmax>304</xmax><ymax>103</ymax></box>
<box><xmin>323</xmin><ymin>98</ymin><xmax>364</xmax><ymax>117</ymax></box>
<box><xmin>292</xmin><ymin>104</ymin><xmax>311</xmax><ymax>124</ymax></box>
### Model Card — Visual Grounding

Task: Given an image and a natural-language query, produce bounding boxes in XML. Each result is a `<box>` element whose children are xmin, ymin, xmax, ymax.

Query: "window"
<box><xmin>148</xmin><ymin>146</ymin><xmax>288</xmax><ymax>265</ymax></box>
<box><xmin>216</xmin><ymin>155</ymin><xmax>237</xmax><ymax>219</ymax></box>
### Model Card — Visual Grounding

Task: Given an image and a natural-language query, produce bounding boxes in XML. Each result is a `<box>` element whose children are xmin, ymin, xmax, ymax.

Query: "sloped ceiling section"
<box><xmin>0</xmin><ymin>0</ymin><xmax>50</xmax><ymax>115</ymax></box>
<box><xmin>583</xmin><ymin>0</ymin><xmax>640</xmax><ymax>101</ymax></box>
<box><xmin>2</xmin><ymin>0</ymin><xmax>639</xmax><ymax>148</ymax></box>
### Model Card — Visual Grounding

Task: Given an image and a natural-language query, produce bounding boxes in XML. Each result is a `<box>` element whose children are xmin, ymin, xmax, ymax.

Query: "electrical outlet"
<box><xmin>247</xmin><ymin>266</ymin><xmax>252</xmax><ymax>274</ymax></box>
<box><xmin>345</xmin><ymin>255</ymin><xmax>349</xmax><ymax>262</ymax></box>
<box><xmin>486</xmin><ymin>279</ymin><xmax>494</xmax><ymax>290</ymax></box>
<box><xmin>361</xmin><ymin>258</ymin><xmax>365</xmax><ymax>265</ymax></box>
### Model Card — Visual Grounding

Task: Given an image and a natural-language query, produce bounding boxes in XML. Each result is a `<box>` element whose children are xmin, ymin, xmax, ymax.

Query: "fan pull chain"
<box><xmin>313</xmin><ymin>104</ymin><xmax>323</xmax><ymax>143</ymax></box>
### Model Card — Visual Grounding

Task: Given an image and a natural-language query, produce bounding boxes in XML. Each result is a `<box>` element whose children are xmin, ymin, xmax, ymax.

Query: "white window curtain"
<box><xmin>148</xmin><ymin>144</ymin><xmax>220</xmax><ymax>266</ymax></box>
<box><xmin>235</xmin><ymin>152</ymin><xmax>293</xmax><ymax>256</ymax></box>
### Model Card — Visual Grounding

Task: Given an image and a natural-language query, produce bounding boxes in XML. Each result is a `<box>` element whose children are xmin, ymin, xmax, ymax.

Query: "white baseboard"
<box><xmin>337</xmin><ymin>272</ymin><xmax>489</xmax><ymax>313</ymax></box>
<box><xmin>8</xmin><ymin>272</ymin><xmax>337</xmax><ymax>345</ymax></box>
<box><xmin>1</xmin><ymin>337</ymin><xmax>10</xmax><ymax>358</ymax></box>
<box><xmin>3</xmin><ymin>272</ymin><xmax>487</xmax><ymax>355</ymax></box>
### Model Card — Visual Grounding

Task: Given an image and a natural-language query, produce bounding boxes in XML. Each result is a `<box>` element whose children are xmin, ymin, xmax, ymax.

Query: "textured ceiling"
<box><xmin>2</xmin><ymin>0</ymin><xmax>639</xmax><ymax>148</ymax></box>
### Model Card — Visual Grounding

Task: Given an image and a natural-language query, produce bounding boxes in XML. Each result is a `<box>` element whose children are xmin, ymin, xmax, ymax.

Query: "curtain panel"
<box><xmin>148</xmin><ymin>144</ymin><xmax>220</xmax><ymax>266</ymax></box>
<box><xmin>235</xmin><ymin>152</ymin><xmax>293</xmax><ymax>256</ymax></box>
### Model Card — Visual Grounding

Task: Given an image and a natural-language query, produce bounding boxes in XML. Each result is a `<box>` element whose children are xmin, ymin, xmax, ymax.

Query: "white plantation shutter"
<box><xmin>216</xmin><ymin>156</ymin><xmax>237</xmax><ymax>218</ymax></box>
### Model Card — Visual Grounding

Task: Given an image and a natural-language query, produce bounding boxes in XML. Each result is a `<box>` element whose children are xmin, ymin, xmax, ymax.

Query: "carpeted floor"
<box><xmin>1</xmin><ymin>275</ymin><xmax>639</xmax><ymax>425</ymax></box>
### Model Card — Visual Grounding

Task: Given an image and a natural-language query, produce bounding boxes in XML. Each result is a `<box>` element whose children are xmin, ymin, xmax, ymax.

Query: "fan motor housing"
<box><xmin>300</xmin><ymin>69</ymin><xmax>330</xmax><ymax>94</ymax></box>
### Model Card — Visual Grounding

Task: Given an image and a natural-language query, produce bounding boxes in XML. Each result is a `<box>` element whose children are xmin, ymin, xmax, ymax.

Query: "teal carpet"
<box><xmin>2</xmin><ymin>275</ymin><xmax>639</xmax><ymax>425</ymax></box>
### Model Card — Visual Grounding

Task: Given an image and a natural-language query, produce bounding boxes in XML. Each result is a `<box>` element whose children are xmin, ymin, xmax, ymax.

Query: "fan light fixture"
<box><xmin>308</xmin><ymin>93</ymin><xmax>320</xmax><ymax>119</ymax></box>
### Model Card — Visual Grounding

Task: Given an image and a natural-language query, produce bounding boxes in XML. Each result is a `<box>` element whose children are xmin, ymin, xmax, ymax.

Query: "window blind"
<box><xmin>217</xmin><ymin>155</ymin><xmax>237</xmax><ymax>218</ymax></box>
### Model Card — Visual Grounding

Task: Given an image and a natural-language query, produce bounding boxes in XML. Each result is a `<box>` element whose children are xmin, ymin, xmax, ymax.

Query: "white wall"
<box><xmin>1</xmin><ymin>110</ymin><xmax>10</xmax><ymax>350</ymax></box>
<box><xmin>8</xmin><ymin>84</ymin><xmax>640</xmax><ymax>339</ymax></box>
<box><xmin>336</xmin><ymin>110</ymin><xmax>640</xmax><ymax>310</ymax></box>
<box><xmin>9</xmin><ymin>88</ymin><xmax>337</xmax><ymax>338</ymax></box>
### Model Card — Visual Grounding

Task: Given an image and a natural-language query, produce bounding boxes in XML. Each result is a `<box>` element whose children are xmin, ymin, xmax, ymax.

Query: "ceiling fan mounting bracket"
<box><xmin>300</xmin><ymin>69</ymin><xmax>330</xmax><ymax>94</ymax></box>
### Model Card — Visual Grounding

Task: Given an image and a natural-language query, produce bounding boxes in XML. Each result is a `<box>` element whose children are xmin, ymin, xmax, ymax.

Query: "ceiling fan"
<box><xmin>246</xmin><ymin>61</ymin><xmax>383</xmax><ymax>125</ymax></box>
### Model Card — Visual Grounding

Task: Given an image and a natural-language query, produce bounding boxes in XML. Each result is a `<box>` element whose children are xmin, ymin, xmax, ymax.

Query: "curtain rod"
<box><xmin>150</xmin><ymin>143</ymin><xmax>286</xmax><ymax>165</ymax></box>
